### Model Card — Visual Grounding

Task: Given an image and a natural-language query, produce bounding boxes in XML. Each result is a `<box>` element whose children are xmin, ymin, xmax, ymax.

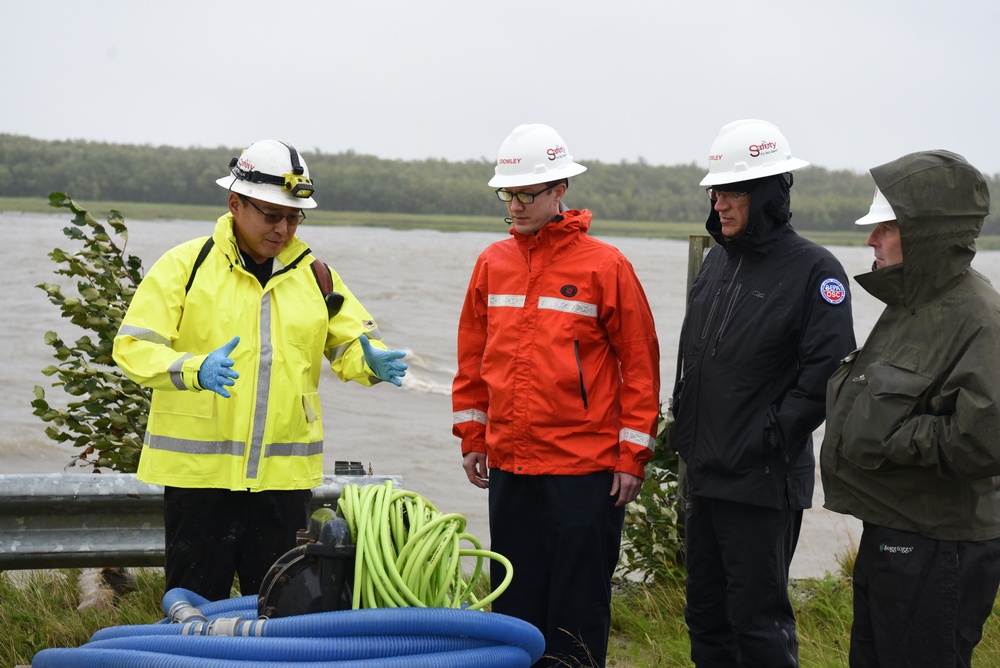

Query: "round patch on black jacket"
<box><xmin>820</xmin><ymin>278</ymin><xmax>846</xmax><ymax>305</ymax></box>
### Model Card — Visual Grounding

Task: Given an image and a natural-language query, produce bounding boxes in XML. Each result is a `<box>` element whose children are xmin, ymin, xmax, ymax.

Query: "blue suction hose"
<box><xmin>31</xmin><ymin>588</ymin><xmax>545</xmax><ymax>667</ymax></box>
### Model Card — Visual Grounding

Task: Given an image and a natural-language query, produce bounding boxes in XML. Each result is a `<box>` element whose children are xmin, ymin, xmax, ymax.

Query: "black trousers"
<box><xmin>163</xmin><ymin>486</ymin><xmax>311</xmax><ymax>601</ymax></box>
<box><xmin>684</xmin><ymin>495</ymin><xmax>801</xmax><ymax>667</ymax></box>
<box><xmin>489</xmin><ymin>470</ymin><xmax>624</xmax><ymax>668</ymax></box>
<box><xmin>850</xmin><ymin>523</ymin><xmax>1000</xmax><ymax>668</ymax></box>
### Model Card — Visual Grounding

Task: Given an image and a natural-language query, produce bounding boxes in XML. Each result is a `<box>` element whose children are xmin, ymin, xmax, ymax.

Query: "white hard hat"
<box><xmin>855</xmin><ymin>187</ymin><xmax>897</xmax><ymax>226</ymax></box>
<box><xmin>488</xmin><ymin>124</ymin><xmax>588</xmax><ymax>188</ymax></box>
<box><xmin>216</xmin><ymin>139</ymin><xmax>318</xmax><ymax>209</ymax></box>
<box><xmin>699</xmin><ymin>119</ymin><xmax>810</xmax><ymax>187</ymax></box>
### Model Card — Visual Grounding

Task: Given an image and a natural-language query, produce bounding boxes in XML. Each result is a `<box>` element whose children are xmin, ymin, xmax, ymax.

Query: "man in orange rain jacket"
<box><xmin>452</xmin><ymin>123</ymin><xmax>661</xmax><ymax>668</ymax></box>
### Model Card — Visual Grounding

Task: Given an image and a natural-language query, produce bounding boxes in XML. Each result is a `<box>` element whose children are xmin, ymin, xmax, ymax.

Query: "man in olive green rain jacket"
<box><xmin>820</xmin><ymin>150</ymin><xmax>1000</xmax><ymax>667</ymax></box>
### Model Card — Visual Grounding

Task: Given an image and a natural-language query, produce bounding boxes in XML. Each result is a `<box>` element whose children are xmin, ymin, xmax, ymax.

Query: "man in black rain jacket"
<box><xmin>673</xmin><ymin>119</ymin><xmax>856</xmax><ymax>667</ymax></box>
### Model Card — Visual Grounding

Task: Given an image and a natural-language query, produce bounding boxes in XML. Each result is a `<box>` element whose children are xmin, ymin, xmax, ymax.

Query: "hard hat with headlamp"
<box><xmin>700</xmin><ymin>119</ymin><xmax>810</xmax><ymax>187</ymax></box>
<box><xmin>855</xmin><ymin>186</ymin><xmax>897</xmax><ymax>226</ymax></box>
<box><xmin>488</xmin><ymin>124</ymin><xmax>587</xmax><ymax>188</ymax></box>
<box><xmin>216</xmin><ymin>139</ymin><xmax>318</xmax><ymax>209</ymax></box>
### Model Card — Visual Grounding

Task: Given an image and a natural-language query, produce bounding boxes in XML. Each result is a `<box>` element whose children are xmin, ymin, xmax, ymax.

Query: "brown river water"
<box><xmin>7</xmin><ymin>210</ymin><xmax>1000</xmax><ymax>578</ymax></box>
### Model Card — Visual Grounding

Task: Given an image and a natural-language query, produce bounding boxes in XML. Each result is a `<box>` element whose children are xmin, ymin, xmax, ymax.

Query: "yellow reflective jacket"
<box><xmin>113</xmin><ymin>214</ymin><xmax>387</xmax><ymax>491</ymax></box>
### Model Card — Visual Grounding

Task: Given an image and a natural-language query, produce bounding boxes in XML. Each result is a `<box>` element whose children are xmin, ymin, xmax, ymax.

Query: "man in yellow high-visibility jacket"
<box><xmin>113</xmin><ymin>139</ymin><xmax>407</xmax><ymax>601</ymax></box>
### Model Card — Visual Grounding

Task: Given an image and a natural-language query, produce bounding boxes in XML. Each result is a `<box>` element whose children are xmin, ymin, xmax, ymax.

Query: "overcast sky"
<box><xmin>3</xmin><ymin>1</ymin><xmax>998</xmax><ymax>178</ymax></box>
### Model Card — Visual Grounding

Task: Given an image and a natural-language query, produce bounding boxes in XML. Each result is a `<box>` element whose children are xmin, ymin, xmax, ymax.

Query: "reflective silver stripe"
<box><xmin>328</xmin><ymin>341</ymin><xmax>350</xmax><ymax>363</ymax></box>
<box><xmin>247</xmin><ymin>293</ymin><xmax>273</xmax><ymax>480</ymax></box>
<box><xmin>328</xmin><ymin>327</ymin><xmax>385</xmax><ymax>364</ymax></box>
<box><xmin>538</xmin><ymin>297</ymin><xmax>598</xmax><ymax>318</ymax></box>
<box><xmin>116</xmin><ymin>325</ymin><xmax>191</xmax><ymax>389</ymax></box>
<box><xmin>620</xmin><ymin>427</ymin><xmax>656</xmax><ymax>450</ymax></box>
<box><xmin>488</xmin><ymin>294</ymin><xmax>526</xmax><ymax>308</ymax></box>
<box><xmin>144</xmin><ymin>436</ymin><xmax>321</xmax><ymax>459</ymax></box>
<box><xmin>169</xmin><ymin>353</ymin><xmax>194</xmax><ymax>390</ymax></box>
<box><xmin>117</xmin><ymin>325</ymin><xmax>171</xmax><ymax>346</ymax></box>
<box><xmin>453</xmin><ymin>409</ymin><xmax>488</xmax><ymax>426</ymax></box>
<box><xmin>145</xmin><ymin>434</ymin><xmax>246</xmax><ymax>457</ymax></box>
<box><xmin>266</xmin><ymin>441</ymin><xmax>323</xmax><ymax>457</ymax></box>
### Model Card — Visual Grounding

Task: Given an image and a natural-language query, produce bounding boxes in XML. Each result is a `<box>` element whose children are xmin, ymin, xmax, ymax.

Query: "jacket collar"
<box><xmin>510</xmin><ymin>209</ymin><xmax>592</xmax><ymax>249</ymax></box>
<box><xmin>213</xmin><ymin>213</ymin><xmax>310</xmax><ymax>273</ymax></box>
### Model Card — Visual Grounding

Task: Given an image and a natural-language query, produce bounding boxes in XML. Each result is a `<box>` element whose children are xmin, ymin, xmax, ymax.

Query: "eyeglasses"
<box><xmin>496</xmin><ymin>182</ymin><xmax>559</xmax><ymax>204</ymax></box>
<box><xmin>242</xmin><ymin>196</ymin><xmax>306</xmax><ymax>226</ymax></box>
<box><xmin>707</xmin><ymin>188</ymin><xmax>750</xmax><ymax>203</ymax></box>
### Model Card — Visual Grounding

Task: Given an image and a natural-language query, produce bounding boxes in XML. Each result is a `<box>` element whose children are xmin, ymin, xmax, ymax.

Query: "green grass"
<box><xmin>606</xmin><ymin>570</ymin><xmax>1000</xmax><ymax>668</ymax></box>
<box><xmin>5</xmin><ymin>567</ymin><xmax>1000</xmax><ymax>667</ymax></box>
<box><xmin>604</xmin><ymin>572</ymin><xmax>860</xmax><ymax>666</ymax></box>
<box><xmin>0</xmin><ymin>569</ymin><xmax>165</xmax><ymax>665</ymax></box>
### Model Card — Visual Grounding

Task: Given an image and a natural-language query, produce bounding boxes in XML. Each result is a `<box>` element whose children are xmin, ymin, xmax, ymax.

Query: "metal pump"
<box><xmin>257</xmin><ymin>506</ymin><xmax>356</xmax><ymax>618</ymax></box>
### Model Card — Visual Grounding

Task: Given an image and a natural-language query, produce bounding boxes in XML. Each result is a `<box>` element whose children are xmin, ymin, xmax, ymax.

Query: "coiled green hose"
<box><xmin>336</xmin><ymin>481</ymin><xmax>512</xmax><ymax>610</ymax></box>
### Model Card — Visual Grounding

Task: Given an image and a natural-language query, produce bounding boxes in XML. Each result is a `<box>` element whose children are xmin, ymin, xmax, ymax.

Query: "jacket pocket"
<box><xmin>573</xmin><ymin>340</ymin><xmax>589</xmax><ymax>409</ymax></box>
<box><xmin>302</xmin><ymin>391</ymin><xmax>321</xmax><ymax>423</ymax></box>
<box><xmin>152</xmin><ymin>390</ymin><xmax>214</xmax><ymax>420</ymax></box>
<box><xmin>840</xmin><ymin>363</ymin><xmax>933</xmax><ymax>470</ymax></box>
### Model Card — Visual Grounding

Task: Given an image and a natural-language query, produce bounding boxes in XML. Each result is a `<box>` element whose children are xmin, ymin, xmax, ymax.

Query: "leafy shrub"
<box><xmin>621</xmin><ymin>406</ymin><xmax>686</xmax><ymax>584</ymax></box>
<box><xmin>30</xmin><ymin>193</ymin><xmax>149</xmax><ymax>472</ymax></box>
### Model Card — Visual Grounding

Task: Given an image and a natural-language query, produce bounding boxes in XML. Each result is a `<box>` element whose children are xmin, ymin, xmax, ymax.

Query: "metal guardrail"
<box><xmin>0</xmin><ymin>465</ymin><xmax>403</xmax><ymax>571</ymax></box>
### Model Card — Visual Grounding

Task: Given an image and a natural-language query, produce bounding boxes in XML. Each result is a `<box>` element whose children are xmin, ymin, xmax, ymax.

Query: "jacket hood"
<box><xmin>857</xmin><ymin>150</ymin><xmax>990</xmax><ymax>307</ymax></box>
<box><xmin>706</xmin><ymin>174</ymin><xmax>792</xmax><ymax>255</ymax></box>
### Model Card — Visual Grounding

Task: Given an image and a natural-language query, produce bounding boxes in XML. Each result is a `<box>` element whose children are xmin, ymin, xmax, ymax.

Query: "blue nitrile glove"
<box><xmin>358</xmin><ymin>334</ymin><xmax>407</xmax><ymax>387</ymax></box>
<box><xmin>198</xmin><ymin>336</ymin><xmax>240</xmax><ymax>398</ymax></box>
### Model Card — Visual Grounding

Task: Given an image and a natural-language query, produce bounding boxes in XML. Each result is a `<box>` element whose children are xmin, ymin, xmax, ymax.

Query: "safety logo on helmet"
<box><xmin>820</xmin><ymin>278</ymin><xmax>846</xmax><ymax>305</ymax></box>
<box><xmin>547</xmin><ymin>145</ymin><xmax>567</xmax><ymax>161</ymax></box>
<box><xmin>749</xmin><ymin>141</ymin><xmax>777</xmax><ymax>158</ymax></box>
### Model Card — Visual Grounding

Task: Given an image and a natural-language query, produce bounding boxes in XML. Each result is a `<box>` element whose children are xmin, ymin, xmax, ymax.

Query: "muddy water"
<box><xmin>6</xmin><ymin>210</ymin><xmax>998</xmax><ymax>578</ymax></box>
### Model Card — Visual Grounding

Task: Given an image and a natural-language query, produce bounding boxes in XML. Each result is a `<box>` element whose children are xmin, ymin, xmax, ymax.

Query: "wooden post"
<box><xmin>674</xmin><ymin>234</ymin><xmax>714</xmax><ymax>511</ymax></box>
<box><xmin>675</xmin><ymin>234</ymin><xmax>714</xmax><ymax>386</ymax></box>
<box><xmin>687</xmin><ymin>234</ymin><xmax>714</xmax><ymax>294</ymax></box>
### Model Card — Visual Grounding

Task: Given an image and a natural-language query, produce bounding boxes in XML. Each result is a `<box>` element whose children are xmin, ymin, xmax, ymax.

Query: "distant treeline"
<box><xmin>3</xmin><ymin>134</ymin><xmax>999</xmax><ymax>232</ymax></box>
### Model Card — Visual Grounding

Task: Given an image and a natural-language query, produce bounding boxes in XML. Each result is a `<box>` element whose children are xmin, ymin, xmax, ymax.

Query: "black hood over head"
<box><xmin>706</xmin><ymin>173</ymin><xmax>794</xmax><ymax>254</ymax></box>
